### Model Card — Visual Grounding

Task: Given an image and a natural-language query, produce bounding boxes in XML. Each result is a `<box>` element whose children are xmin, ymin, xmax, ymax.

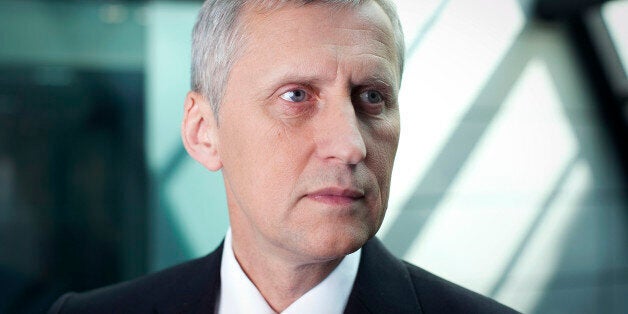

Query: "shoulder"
<box><xmin>355</xmin><ymin>238</ymin><xmax>519</xmax><ymax>314</ymax></box>
<box><xmin>48</xmin><ymin>245</ymin><xmax>223</xmax><ymax>314</ymax></box>
<box><xmin>402</xmin><ymin>261</ymin><xmax>519</xmax><ymax>314</ymax></box>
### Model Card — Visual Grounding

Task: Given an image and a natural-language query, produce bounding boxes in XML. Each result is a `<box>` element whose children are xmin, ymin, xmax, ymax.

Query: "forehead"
<box><xmin>234</xmin><ymin>1</ymin><xmax>399</xmax><ymax>85</ymax></box>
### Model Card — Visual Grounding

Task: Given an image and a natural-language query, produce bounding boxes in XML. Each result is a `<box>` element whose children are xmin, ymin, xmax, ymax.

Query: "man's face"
<box><xmin>217</xmin><ymin>1</ymin><xmax>400</xmax><ymax>262</ymax></box>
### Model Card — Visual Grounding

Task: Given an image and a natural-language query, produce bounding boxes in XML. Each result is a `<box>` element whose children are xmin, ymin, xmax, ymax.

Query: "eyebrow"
<box><xmin>260</xmin><ymin>61</ymin><xmax>398</xmax><ymax>100</ymax></box>
<box><xmin>268</xmin><ymin>68</ymin><xmax>396</xmax><ymax>87</ymax></box>
<box><xmin>266</xmin><ymin>65</ymin><xmax>337</xmax><ymax>87</ymax></box>
<box><xmin>259</xmin><ymin>67</ymin><xmax>336</xmax><ymax>101</ymax></box>
<box><xmin>354</xmin><ymin>76</ymin><xmax>394</xmax><ymax>88</ymax></box>
<box><xmin>350</xmin><ymin>59</ymin><xmax>398</xmax><ymax>89</ymax></box>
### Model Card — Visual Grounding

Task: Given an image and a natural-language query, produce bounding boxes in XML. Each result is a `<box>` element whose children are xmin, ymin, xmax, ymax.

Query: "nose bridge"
<box><xmin>316</xmin><ymin>95</ymin><xmax>367</xmax><ymax>164</ymax></box>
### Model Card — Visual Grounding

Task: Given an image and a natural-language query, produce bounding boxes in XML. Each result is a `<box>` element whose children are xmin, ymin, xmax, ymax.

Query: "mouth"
<box><xmin>306</xmin><ymin>187</ymin><xmax>365</xmax><ymax>206</ymax></box>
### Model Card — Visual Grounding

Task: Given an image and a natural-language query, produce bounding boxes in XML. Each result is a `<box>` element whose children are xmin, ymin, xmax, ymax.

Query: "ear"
<box><xmin>181</xmin><ymin>91</ymin><xmax>223</xmax><ymax>171</ymax></box>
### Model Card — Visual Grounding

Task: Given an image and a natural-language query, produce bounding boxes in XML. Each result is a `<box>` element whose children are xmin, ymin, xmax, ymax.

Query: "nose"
<box><xmin>315</xmin><ymin>99</ymin><xmax>367</xmax><ymax>165</ymax></box>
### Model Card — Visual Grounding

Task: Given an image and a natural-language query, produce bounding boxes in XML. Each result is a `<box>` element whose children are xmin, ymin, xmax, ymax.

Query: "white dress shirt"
<box><xmin>217</xmin><ymin>228</ymin><xmax>361</xmax><ymax>314</ymax></box>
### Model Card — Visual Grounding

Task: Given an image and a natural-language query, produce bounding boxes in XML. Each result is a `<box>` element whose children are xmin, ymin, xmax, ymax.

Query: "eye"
<box><xmin>280</xmin><ymin>89</ymin><xmax>309</xmax><ymax>102</ymax></box>
<box><xmin>359</xmin><ymin>90</ymin><xmax>384</xmax><ymax>104</ymax></box>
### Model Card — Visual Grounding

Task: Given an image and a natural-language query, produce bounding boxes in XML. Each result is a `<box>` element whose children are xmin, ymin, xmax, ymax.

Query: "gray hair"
<box><xmin>191</xmin><ymin>0</ymin><xmax>405</xmax><ymax>116</ymax></box>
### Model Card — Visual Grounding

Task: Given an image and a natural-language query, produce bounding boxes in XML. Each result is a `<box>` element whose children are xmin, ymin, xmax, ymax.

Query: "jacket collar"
<box><xmin>155</xmin><ymin>237</ymin><xmax>422</xmax><ymax>314</ymax></box>
<box><xmin>344</xmin><ymin>237</ymin><xmax>423</xmax><ymax>314</ymax></box>
<box><xmin>156</xmin><ymin>241</ymin><xmax>224</xmax><ymax>314</ymax></box>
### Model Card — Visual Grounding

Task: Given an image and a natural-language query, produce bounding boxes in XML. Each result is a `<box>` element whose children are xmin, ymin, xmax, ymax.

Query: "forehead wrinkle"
<box><xmin>236</xmin><ymin>1</ymin><xmax>399</xmax><ymax>91</ymax></box>
<box><xmin>335</xmin><ymin>51</ymin><xmax>398</xmax><ymax>88</ymax></box>
<box><xmin>320</xmin><ymin>27</ymin><xmax>397</xmax><ymax>73</ymax></box>
<box><xmin>262</xmin><ymin>60</ymin><xmax>340</xmax><ymax>91</ymax></box>
<box><xmin>324</xmin><ymin>18</ymin><xmax>398</xmax><ymax>81</ymax></box>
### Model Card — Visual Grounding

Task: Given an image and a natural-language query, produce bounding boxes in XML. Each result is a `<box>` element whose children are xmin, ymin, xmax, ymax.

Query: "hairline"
<box><xmin>191</xmin><ymin>0</ymin><xmax>405</xmax><ymax>119</ymax></box>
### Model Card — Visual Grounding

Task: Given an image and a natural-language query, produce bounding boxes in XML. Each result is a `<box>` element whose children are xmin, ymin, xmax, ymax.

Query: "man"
<box><xmin>49</xmin><ymin>0</ymin><xmax>518</xmax><ymax>313</ymax></box>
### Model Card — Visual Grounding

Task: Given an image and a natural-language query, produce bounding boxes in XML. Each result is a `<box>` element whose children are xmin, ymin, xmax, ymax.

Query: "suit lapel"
<box><xmin>152</xmin><ymin>238</ymin><xmax>421</xmax><ymax>313</ymax></box>
<box><xmin>156</xmin><ymin>242</ymin><xmax>224</xmax><ymax>314</ymax></box>
<box><xmin>344</xmin><ymin>238</ymin><xmax>423</xmax><ymax>314</ymax></box>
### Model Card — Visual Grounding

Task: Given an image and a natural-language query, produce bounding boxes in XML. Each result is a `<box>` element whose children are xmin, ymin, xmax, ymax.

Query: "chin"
<box><xmin>302</xmin><ymin>225</ymin><xmax>375</xmax><ymax>261</ymax></box>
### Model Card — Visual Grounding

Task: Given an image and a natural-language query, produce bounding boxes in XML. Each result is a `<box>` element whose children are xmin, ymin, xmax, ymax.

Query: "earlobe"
<box><xmin>181</xmin><ymin>91</ymin><xmax>223</xmax><ymax>171</ymax></box>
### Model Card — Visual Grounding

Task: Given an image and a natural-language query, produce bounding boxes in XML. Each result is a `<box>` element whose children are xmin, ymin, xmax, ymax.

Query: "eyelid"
<box><xmin>356</xmin><ymin>87</ymin><xmax>391</xmax><ymax>103</ymax></box>
<box><xmin>277</xmin><ymin>84</ymin><xmax>316</xmax><ymax>100</ymax></box>
<box><xmin>353</xmin><ymin>86</ymin><xmax>394</xmax><ymax>116</ymax></box>
<box><xmin>280</xmin><ymin>89</ymin><xmax>307</xmax><ymax>102</ymax></box>
<box><xmin>272</xmin><ymin>85</ymin><xmax>319</xmax><ymax>118</ymax></box>
<box><xmin>356</xmin><ymin>90</ymin><xmax>375</xmax><ymax>104</ymax></box>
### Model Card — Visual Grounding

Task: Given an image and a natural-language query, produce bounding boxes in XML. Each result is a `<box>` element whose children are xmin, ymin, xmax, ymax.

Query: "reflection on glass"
<box><xmin>602</xmin><ymin>0</ymin><xmax>628</xmax><ymax>78</ymax></box>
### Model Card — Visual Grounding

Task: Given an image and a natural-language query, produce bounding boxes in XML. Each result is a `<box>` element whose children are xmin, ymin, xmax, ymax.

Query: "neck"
<box><xmin>230</xmin><ymin>229</ymin><xmax>344</xmax><ymax>312</ymax></box>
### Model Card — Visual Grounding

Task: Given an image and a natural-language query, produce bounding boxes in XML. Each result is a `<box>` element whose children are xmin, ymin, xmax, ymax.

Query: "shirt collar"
<box><xmin>217</xmin><ymin>228</ymin><xmax>361</xmax><ymax>314</ymax></box>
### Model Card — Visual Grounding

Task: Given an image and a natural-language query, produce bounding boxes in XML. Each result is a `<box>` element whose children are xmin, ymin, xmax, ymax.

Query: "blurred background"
<box><xmin>0</xmin><ymin>0</ymin><xmax>626</xmax><ymax>313</ymax></box>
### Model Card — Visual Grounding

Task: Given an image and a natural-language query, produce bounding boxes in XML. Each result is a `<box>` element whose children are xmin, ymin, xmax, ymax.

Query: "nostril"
<box><xmin>321</xmin><ymin>129</ymin><xmax>366</xmax><ymax>165</ymax></box>
<box><xmin>345</xmin><ymin>135</ymin><xmax>367</xmax><ymax>165</ymax></box>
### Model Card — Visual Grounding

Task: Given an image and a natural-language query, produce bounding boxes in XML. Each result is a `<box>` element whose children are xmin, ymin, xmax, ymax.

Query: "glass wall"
<box><xmin>0</xmin><ymin>1</ymin><xmax>147</xmax><ymax>313</ymax></box>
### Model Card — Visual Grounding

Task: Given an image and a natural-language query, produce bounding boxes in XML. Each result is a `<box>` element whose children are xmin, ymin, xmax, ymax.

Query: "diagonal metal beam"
<box><xmin>382</xmin><ymin>27</ymin><xmax>534</xmax><ymax>256</ymax></box>
<box><xmin>488</xmin><ymin>155</ymin><xmax>580</xmax><ymax>297</ymax></box>
<box><xmin>405</xmin><ymin>0</ymin><xmax>451</xmax><ymax>59</ymax></box>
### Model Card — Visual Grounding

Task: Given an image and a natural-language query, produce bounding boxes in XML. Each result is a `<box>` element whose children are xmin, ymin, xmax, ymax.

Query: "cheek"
<box><xmin>365</xmin><ymin>145</ymin><xmax>394</xmax><ymax>200</ymax></box>
<box><xmin>364</xmin><ymin>117</ymin><xmax>400</xmax><ymax>194</ymax></box>
<box><xmin>221</xmin><ymin>120</ymin><xmax>310</xmax><ymax>202</ymax></box>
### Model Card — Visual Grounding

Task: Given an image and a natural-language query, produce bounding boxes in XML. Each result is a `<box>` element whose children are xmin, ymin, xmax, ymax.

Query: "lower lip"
<box><xmin>307</xmin><ymin>195</ymin><xmax>361</xmax><ymax>206</ymax></box>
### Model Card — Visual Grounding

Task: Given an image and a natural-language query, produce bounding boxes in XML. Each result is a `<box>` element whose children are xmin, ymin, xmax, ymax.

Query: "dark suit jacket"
<box><xmin>48</xmin><ymin>238</ymin><xmax>518</xmax><ymax>313</ymax></box>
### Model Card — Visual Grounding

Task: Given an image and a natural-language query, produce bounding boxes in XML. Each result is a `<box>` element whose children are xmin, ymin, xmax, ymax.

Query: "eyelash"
<box><xmin>358</xmin><ymin>89</ymin><xmax>388</xmax><ymax>102</ymax></box>
<box><xmin>276</xmin><ymin>86</ymin><xmax>391</xmax><ymax>115</ymax></box>
<box><xmin>279</xmin><ymin>88</ymin><xmax>311</xmax><ymax>103</ymax></box>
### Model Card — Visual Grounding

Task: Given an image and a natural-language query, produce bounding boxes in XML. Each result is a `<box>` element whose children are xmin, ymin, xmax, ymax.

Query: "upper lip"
<box><xmin>307</xmin><ymin>187</ymin><xmax>364</xmax><ymax>198</ymax></box>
